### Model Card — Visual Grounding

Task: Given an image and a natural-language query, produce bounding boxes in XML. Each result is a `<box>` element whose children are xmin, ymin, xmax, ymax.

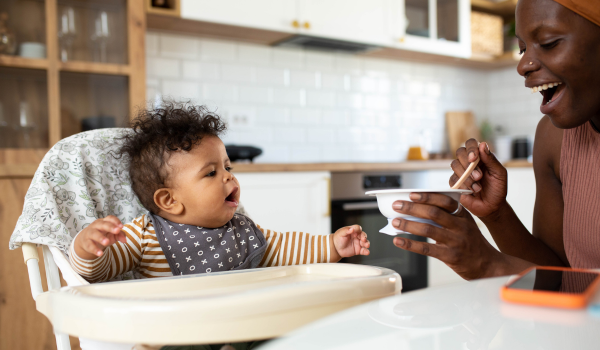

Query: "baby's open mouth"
<box><xmin>530</xmin><ymin>81</ymin><xmax>564</xmax><ymax>106</ymax></box>
<box><xmin>225</xmin><ymin>187</ymin><xmax>238</xmax><ymax>203</ymax></box>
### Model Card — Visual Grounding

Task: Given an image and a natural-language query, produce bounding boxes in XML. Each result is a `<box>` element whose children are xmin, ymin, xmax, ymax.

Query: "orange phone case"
<box><xmin>500</xmin><ymin>266</ymin><xmax>600</xmax><ymax>309</ymax></box>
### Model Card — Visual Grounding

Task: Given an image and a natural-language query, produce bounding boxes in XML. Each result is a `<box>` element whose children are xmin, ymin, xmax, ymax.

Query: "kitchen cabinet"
<box><xmin>297</xmin><ymin>0</ymin><xmax>392</xmax><ymax>46</ymax></box>
<box><xmin>180</xmin><ymin>0</ymin><xmax>297</xmax><ymax>34</ymax></box>
<box><xmin>392</xmin><ymin>0</ymin><xmax>471</xmax><ymax>58</ymax></box>
<box><xmin>178</xmin><ymin>0</ymin><xmax>470</xmax><ymax>58</ymax></box>
<box><xmin>235</xmin><ymin>171</ymin><xmax>331</xmax><ymax>236</ymax></box>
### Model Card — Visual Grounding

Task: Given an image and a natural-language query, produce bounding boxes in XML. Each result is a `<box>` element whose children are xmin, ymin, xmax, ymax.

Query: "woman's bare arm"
<box><xmin>480</xmin><ymin>116</ymin><xmax>566</xmax><ymax>267</ymax></box>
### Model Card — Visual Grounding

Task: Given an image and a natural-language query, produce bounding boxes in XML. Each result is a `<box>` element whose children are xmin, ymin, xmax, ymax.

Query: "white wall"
<box><xmin>146</xmin><ymin>31</ymin><xmax>543</xmax><ymax>163</ymax></box>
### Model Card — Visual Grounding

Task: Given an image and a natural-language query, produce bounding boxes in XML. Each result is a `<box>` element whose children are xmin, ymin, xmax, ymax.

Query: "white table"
<box><xmin>258</xmin><ymin>276</ymin><xmax>600</xmax><ymax>350</ymax></box>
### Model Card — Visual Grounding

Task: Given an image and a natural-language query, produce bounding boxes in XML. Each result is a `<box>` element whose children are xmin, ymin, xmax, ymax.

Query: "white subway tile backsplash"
<box><xmin>256</xmin><ymin>107</ymin><xmax>290</xmax><ymax>125</ymax></box>
<box><xmin>146</xmin><ymin>33</ymin><xmax>159</xmax><ymax>55</ymax></box>
<box><xmin>160</xmin><ymin>34</ymin><xmax>199</xmax><ymax>59</ymax></box>
<box><xmin>239</xmin><ymin>86</ymin><xmax>270</xmax><ymax>104</ymax></box>
<box><xmin>306</xmin><ymin>90</ymin><xmax>336</xmax><ymax>108</ymax></box>
<box><xmin>182</xmin><ymin>61</ymin><xmax>220</xmax><ymax>80</ymax></box>
<box><xmin>238</xmin><ymin>44</ymin><xmax>272</xmax><ymax>64</ymax></box>
<box><xmin>221</xmin><ymin>64</ymin><xmax>255</xmax><ymax>83</ymax></box>
<box><xmin>273</xmin><ymin>47</ymin><xmax>304</xmax><ymax>69</ymax></box>
<box><xmin>255</xmin><ymin>67</ymin><xmax>286</xmax><ymax>86</ymax></box>
<box><xmin>291</xmin><ymin>108</ymin><xmax>320</xmax><ymax>125</ymax></box>
<box><xmin>147</xmin><ymin>57</ymin><xmax>180</xmax><ymax>78</ymax></box>
<box><xmin>200</xmin><ymin>39</ymin><xmax>236</xmax><ymax>61</ymax></box>
<box><xmin>307</xmin><ymin>129</ymin><xmax>336</xmax><ymax>144</ymax></box>
<box><xmin>274</xmin><ymin>127</ymin><xmax>306</xmax><ymax>143</ymax></box>
<box><xmin>148</xmin><ymin>34</ymin><xmax>540</xmax><ymax>163</ymax></box>
<box><xmin>334</xmin><ymin>54</ymin><xmax>362</xmax><ymax>73</ymax></box>
<box><xmin>291</xmin><ymin>146</ymin><xmax>321</xmax><ymax>162</ymax></box>
<box><xmin>290</xmin><ymin>71</ymin><xmax>317</xmax><ymax>88</ymax></box>
<box><xmin>203</xmin><ymin>83</ymin><xmax>237</xmax><ymax>102</ymax></box>
<box><xmin>162</xmin><ymin>81</ymin><xmax>200</xmax><ymax>100</ymax></box>
<box><xmin>305</xmin><ymin>51</ymin><xmax>334</xmax><ymax>70</ymax></box>
<box><xmin>321</xmin><ymin>110</ymin><xmax>348</xmax><ymax>126</ymax></box>
<box><xmin>272</xmin><ymin>88</ymin><xmax>303</xmax><ymax>106</ymax></box>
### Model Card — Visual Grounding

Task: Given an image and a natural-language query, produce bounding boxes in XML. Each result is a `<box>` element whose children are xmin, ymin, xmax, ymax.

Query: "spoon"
<box><xmin>451</xmin><ymin>158</ymin><xmax>480</xmax><ymax>190</ymax></box>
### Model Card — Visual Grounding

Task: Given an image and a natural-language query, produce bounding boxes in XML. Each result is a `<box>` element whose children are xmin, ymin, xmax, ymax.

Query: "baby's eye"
<box><xmin>206</xmin><ymin>171</ymin><xmax>216</xmax><ymax>177</ymax></box>
<box><xmin>225</xmin><ymin>166</ymin><xmax>232</xmax><ymax>172</ymax></box>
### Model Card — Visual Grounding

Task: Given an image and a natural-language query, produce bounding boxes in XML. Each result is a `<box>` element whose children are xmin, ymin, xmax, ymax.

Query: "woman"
<box><xmin>391</xmin><ymin>0</ymin><xmax>600</xmax><ymax>280</ymax></box>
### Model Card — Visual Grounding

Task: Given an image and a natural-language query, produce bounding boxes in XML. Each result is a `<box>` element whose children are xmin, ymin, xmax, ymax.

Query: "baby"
<box><xmin>69</xmin><ymin>102</ymin><xmax>370</xmax><ymax>283</ymax></box>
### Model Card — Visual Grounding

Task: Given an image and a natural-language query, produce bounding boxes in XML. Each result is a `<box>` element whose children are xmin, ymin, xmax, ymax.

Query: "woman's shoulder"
<box><xmin>534</xmin><ymin>115</ymin><xmax>563</xmax><ymax>180</ymax></box>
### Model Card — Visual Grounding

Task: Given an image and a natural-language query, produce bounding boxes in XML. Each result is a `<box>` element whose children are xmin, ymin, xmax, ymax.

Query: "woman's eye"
<box><xmin>519</xmin><ymin>48</ymin><xmax>526</xmax><ymax>55</ymax></box>
<box><xmin>541</xmin><ymin>40</ymin><xmax>559</xmax><ymax>49</ymax></box>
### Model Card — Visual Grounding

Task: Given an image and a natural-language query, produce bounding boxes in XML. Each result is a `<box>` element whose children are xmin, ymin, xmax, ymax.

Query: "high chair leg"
<box><xmin>54</xmin><ymin>331</ymin><xmax>71</xmax><ymax>350</ymax></box>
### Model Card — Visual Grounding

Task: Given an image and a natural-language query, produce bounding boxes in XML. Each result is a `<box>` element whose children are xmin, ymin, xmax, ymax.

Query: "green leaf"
<box><xmin>41</xmin><ymin>197</ymin><xmax>47</xmax><ymax>207</ymax></box>
<box><xmin>79</xmin><ymin>190</ymin><xmax>91</xmax><ymax>201</ymax></box>
<box><xmin>78</xmin><ymin>215</ymin><xmax>85</xmax><ymax>220</ymax></box>
<box><xmin>69</xmin><ymin>171</ymin><xmax>83</xmax><ymax>178</ymax></box>
<box><xmin>90</xmin><ymin>189</ymin><xmax>101</xmax><ymax>197</ymax></box>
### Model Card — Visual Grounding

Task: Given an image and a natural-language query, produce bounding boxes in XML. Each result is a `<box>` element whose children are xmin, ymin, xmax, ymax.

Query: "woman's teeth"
<box><xmin>530</xmin><ymin>82</ymin><xmax>562</xmax><ymax>94</ymax></box>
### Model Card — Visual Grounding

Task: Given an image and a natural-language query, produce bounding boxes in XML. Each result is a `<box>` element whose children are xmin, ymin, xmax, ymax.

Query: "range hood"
<box><xmin>272</xmin><ymin>35</ymin><xmax>380</xmax><ymax>54</ymax></box>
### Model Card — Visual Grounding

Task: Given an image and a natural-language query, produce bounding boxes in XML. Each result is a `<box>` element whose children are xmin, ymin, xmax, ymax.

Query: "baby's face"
<box><xmin>164</xmin><ymin>136</ymin><xmax>241</xmax><ymax>228</ymax></box>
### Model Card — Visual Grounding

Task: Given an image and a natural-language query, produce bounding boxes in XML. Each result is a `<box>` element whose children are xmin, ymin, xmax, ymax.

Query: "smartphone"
<box><xmin>501</xmin><ymin>266</ymin><xmax>600</xmax><ymax>309</ymax></box>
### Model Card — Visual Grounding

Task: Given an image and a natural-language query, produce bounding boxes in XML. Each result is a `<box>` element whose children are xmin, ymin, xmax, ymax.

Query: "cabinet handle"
<box><xmin>324</xmin><ymin>177</ymin><xmax>331</xmax><ymax>218</ymax></box>
<box><xmin>292</xmin><ymin>20</ymin><xmax>300</xmax><ymax>28</ymax></box>
<box><xmin>303</xmin><ymin>21</ymin><xmax>311</xmax><ymax>29</ymax></box>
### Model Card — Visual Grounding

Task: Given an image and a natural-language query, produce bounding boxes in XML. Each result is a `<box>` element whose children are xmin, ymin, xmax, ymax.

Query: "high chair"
<box><xmin>11</xmin><ymin>129</ymin><xmax>402</xmax><ymax>350</ymax></box>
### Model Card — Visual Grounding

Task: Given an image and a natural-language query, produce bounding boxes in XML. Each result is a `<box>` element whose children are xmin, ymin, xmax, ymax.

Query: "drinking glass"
<box><xmin>58</xmin><ymin>7</ymin><xmax>77</xmax><ymax>61</ymax></box>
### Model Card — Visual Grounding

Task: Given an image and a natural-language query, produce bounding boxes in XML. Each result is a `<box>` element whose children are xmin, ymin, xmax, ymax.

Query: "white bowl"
<box><xmin>366</xmin><ymin>189</ymin><xmax>472</xmax><ymax>236</ymax></box>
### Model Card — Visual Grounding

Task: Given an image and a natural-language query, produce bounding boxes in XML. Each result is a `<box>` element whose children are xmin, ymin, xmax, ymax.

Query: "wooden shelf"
<box><xmin>471</xmin><ymin>0</ymin><xmax>518</xmax><ymax>17</ymax></box>
<box><xmin>59</xmin><ymin>61</ymin><xmax>132</xmax><ymax>76</ymax></box>
<box><xmin>146</xmin><ymin>0</ymin><xmax>180</xmax><ymax>17</ymax></box>
<box><xmin>0</xmin><ymin>55</ymin><xmax>49</xmax><ymax>70</ymax></box>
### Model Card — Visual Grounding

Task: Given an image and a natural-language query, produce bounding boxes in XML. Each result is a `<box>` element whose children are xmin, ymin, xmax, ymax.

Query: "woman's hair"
<box><xmin>119</xmin><ymin>101</ymin><xmax>227</xmax><ymax>214</ymax></box>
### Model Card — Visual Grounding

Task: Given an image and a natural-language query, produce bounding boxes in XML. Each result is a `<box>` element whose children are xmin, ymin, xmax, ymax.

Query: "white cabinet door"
<box><xmin>234</xmin><ymin>171</ymin><xmax>331</xmax><ymax>236</ymax></box>
<box><xmin>181</xmin><ymin>0</ymin><xmax>298</xmax><ymax>33</ymax></box>
<box><xmin>298</xmin><ymin>0</ymin><xmax>392</xmax><ymax>46</ymax></box>
<box><xmin>392</xmin><ymin>0</ymin><xmax>471</xmax><ymax>58</ymax></box>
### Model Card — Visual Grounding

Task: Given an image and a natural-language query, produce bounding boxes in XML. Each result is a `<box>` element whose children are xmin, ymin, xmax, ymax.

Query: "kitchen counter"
<box><xmin>231</xmin><ymin>160</ymin><xmax>453</xmax><ymax>173</ymax></box>
<box><xmin>231</xmin><ymin>159</ymin><xmax>532</xmax><ymax>173</ymax></box>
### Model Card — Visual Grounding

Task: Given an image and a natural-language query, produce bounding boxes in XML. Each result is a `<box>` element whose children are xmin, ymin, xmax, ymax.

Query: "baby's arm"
<box><xmin>257</xmin><ymin>225</ymin><xmax>370</xmax><ymax>267</ymax></box>
<box><xmin>69</xmin><ymin>216</ymin><xmax>146</xmax><ymax>283</ymax></box>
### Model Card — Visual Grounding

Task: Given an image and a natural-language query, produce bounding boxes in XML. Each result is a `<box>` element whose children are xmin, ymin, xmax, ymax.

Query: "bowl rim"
<box><xmin>365</xmin><ymin>189</ymin><xmax>473</xmax><ymax>196</ymax></box>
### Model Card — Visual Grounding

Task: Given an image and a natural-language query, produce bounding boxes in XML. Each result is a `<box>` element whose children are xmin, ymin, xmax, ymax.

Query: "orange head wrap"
<box><xmin>553</xmin><ymin>0</ymin><xmax>600</xmax><ymax>27</ymax></box>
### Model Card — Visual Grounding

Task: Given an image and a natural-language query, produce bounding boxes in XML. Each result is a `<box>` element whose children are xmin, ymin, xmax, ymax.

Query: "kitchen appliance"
<box><xmin>331</xmin><ymin>172</ymin><xmax>429</xmax><ymax>291</ymax></box>
<box><xmin>226</xmin><ymin>145</ymin><xmax>262</xmax><ymax>162</ymax></box>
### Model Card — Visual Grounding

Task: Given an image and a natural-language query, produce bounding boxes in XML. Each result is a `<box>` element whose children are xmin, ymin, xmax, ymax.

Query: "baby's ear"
<box><xmin>153</xmin><ymin>188</ymin><xmax>184</xmax><ymax>215</ymax></box>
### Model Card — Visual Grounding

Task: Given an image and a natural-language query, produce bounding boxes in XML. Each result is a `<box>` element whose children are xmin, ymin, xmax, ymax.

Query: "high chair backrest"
<box><xmin>11</xmin><ymin>128</ymin><xmax>149</xmax><ymax>280</ymax></box>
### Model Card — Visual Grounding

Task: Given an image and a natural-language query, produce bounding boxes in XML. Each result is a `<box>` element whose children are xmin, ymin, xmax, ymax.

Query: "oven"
<box><xmin>331</xmin><ymin>172</ymin><xmax>428</xmax><ymax>292</ymax></box>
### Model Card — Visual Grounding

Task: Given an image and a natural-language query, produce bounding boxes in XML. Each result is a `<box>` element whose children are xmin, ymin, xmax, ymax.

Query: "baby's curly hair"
<box><xmin>119</xmin><ymin>101</ymin><xmax>227</xmax><ymax>214</ymax></box>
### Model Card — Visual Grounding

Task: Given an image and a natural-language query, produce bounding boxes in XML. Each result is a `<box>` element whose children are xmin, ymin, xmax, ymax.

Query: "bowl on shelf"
<box><xmin>366</xmin><ymin>189</ymin><xmax>472</xmax><ymax>236</ymax></box>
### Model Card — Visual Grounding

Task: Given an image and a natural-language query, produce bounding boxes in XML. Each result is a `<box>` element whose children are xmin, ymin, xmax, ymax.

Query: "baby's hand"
<box><xmin>331</xmin><ymin>225</ymin><xmax>370</xmax><ymax>262</ymax></box>
<box><xmin>74</xmin><ymin>215</ymin><xmax>125</xmax><ymax>260</ymax></box>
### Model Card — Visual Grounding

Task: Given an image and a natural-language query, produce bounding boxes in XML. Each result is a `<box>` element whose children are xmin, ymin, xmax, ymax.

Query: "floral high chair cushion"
<box><xmin>10</xmin><ymin>128</ymin><xmax>248</xmax><ymax>281</ymax></box>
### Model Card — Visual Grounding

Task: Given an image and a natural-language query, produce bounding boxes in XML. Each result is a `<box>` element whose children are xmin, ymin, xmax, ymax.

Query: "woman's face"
<box><xmin>516</xmin><ymin>0</ymin><xmax>600</xmax><ymax>129</ymax></box>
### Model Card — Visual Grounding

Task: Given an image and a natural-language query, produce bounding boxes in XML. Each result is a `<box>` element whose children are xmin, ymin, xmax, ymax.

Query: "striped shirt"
<box><xmin>69</xmin><ymin>214</ymin><xmax>332</xmax><ymax>283</ymax></box>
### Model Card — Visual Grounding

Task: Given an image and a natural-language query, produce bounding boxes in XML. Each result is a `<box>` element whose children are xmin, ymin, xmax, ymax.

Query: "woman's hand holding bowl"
<box><xmin>391</xmin><ymin>192</ymin><xmax>504</xmax><ymax>280</ymax></box>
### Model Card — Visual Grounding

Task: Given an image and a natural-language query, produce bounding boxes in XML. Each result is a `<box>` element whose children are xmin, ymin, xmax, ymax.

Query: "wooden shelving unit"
<box><xmin>0</xmin><ymin>1</ymin><xmax>146</xmax><ymax>349</ymax></box>
<box><xmin>0</xmin><ymin>0</ymin><xmax>146</xmax><ymax>175</ymax></box>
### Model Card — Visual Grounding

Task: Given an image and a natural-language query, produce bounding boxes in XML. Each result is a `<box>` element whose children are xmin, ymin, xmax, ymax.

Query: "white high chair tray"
<box><xmin>37</xmin><ymin>263</ymin><xmax>401</xmax><ymax>345</ymax></box>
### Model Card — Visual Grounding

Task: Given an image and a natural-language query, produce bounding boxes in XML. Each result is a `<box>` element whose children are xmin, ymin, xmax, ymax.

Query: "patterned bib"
<box><xmin>150</xmin><ymin>213</ymin><xmax>267</xmax><ymax>275</ymax></box>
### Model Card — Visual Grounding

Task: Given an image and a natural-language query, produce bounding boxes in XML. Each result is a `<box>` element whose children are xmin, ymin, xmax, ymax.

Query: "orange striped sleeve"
<box><xmin>68</xmin><ymin>215</ymin><xmax>150</xmax><ymax>282</ymax></box>
<box><xmin>258</xmin><ymin>226</ymin><xmax>334</xmax><ymax>267</ymax></box>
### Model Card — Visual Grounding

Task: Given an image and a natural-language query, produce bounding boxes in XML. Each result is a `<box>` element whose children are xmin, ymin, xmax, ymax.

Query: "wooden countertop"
<box><xmin>231</xmin><ymin>160</ymin><xmax>453</xmax><ymax>173</ymax></box>
<box><xmin>0</xmin><ymin>159</ymin><xmax>533</xmax><ymax>178</ymax></box>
